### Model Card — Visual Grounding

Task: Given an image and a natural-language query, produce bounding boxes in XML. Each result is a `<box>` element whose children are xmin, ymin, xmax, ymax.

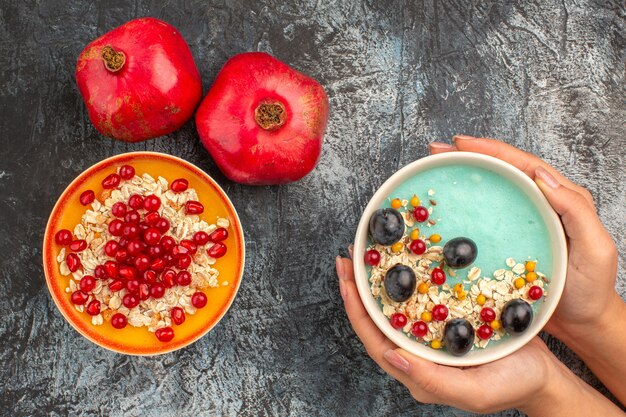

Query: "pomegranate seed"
<box><xmin>122</xmin><ymin>224</ymin><xmax>140</xmax><ymax>239</ymax></box>
<box><xmin>55</xmin><ymin>229</ymin><xmax>73</xmax><ymax>245</ymax></box>
<box><xmin>122</xmin><ymin>293</ymin><xmax>139</xmax><ymax>308</ymax></box>
<box><xmin>79</xmin><ymin>275</ymin><xmax>96</xmax><ymax>292</ymax></box>
<box><xmin>134</xmin><ymin>255</ymin><xmax>150</xmax><ymax>271</ymax></box>
<box><xmin>86</xmin><ymin>300</ymin><xmax>101</xmax><ymax>315</ymax></box>
<box><xmin>79</xmin><ymin>190</ymin><xmax>95</xmax><ymax>206</ymax></box>
<box><xmin>364</xmin><ymin>250</ymin><xmax>381</xmax><ymax>266</ymax></box>
<box><xmin>111</xmin><ymin>313</ymin><xmax>127</xmax><ymax>329</ymax></box>
<box><xmin>128</xmin><ymin>194</ymin><xmax>144</xmax><ymax>209</ymax></box>
<box><xmin>209</xmin><ymin>228</ymin><xmax>229</xmax><ymax>242</ymax></box>
<box><xmin>160</xmin><ymin>236</ymin><xmax>176</xmax><ymax>252</ymax></box>
<box><xmin>138</xmin><ymin>283</ymin><xmax>150</xmax><ymax>300</ymax></box>
<box><xmin>118</xmin><ymin>265</ymin><xmax>137</xmax><ymax>280</ymax></box>
<box><xmin>124</xmin><ymin>210</ymin><xmax>140</xmax><ymax>224</ymax></box>
<box><xmin>143</xmin><ymin>269</ymin><xmax>157</xmax><ymax>284</ymax></box>
<box><xmin>180</xmin><ymin>239</ymin><xmax>197</xmax><ymax>255</ymax></box>
<box><xmin>119</xmin><ymin>164</ymin><xmax>135</xmax><ymax>180</ymax></box>
<box><xmin>150</xmin><ymin>283</ymin><xmax>166</xmax><ymax>299</ymax></box>
<box><xmin>191</xmin><ymin>292</ymin><xmax>207</xmax><ymax>308</ymax></box>
<box><xmin>126</xmin><ymin>279</ymin><xmax>140</xmax><ymax>294</ymax></box>
<box><xmin>126</xmin><ymin>239</ymin><xmax>145</xmax><ymax>256</ymax></box>
<box><xmin>94</xmin><ymin>265</ymin><xmax>107</xmax><ymax>279</ymax></box>
<box><xmin>390</xmin><ymin>312</ymin><xmax>407</xmax><ymax>329</ymax></box>
<box><xmin>66</xmin><ymin>253</ymin><xmax>81</xmax><ymax>272</ymax></box>
<box><xmin>103</xmin><ymin>260</ymin><xmax>119</xmax><ymax>278</ymax></box>
<box><xmin>176</xmin><ymin>271</ymin><xmax>192</xmax><ymax>286</ymax></box>
<box><xmin>161</xmin><ymin>270</ymin><xmax>176</xmax><ymax>288</ymax></box>
<box><xmin>171</xmin><ymin>307</ymin><xmax>186</xmax><ymax>325</ymax></box>
<box><xmin>102</xmin><ymin>173</ymin><xmax>121</xmax><ymax>189</ymax></box>
<box><xmin>150</xmin><ymin>258</ymin><xmax>165</xmax><ymax>271</ymax></box>
<box><xmin>71</xmin><ymin>290</ymin><xmax>88</xmax><ymax>305</ymax></box>
<box><xmin>143</xmin><ymin>228</ymin><xmax>161</xmax><ymax>246</ymax></box>
<box><xmin>207</xmin><ymin>242</ymin><xmax>227</xmax><ymax>258</ymax></box>
<box><xmin>185</xmin><ymin>200</ymin><xmax>204</xmax><ymax>215</ymax></box>
<box><xmin>108</xmin><ymin>219</ymin><xmax>124</xmax><ymax>236</ymax></box>
<box><xmin>104</xmin><ymin>240</ymin><xmax>119</xmax><ymax>257</ymax></box>
<box><xmin>115</xmin><ymin>248</ymin><xmax>129</xmax><ymax>263</ymax></box>
<box><xmin>143</xmin><ymin>195</ymin><xmax>161</xmax><ymax>212</ymax></box>
<box><xmin>155</xmin><ymin>327</ymin><xmax>174</xmax><ymax>342</ymax></box>
<box><xmin>432</xmin><ymin>304</ymin><xmax>449</xmax><ymax>321</ymax></box>
<box><xmin>480</xmin><ymin>307</ymin><xmax>496</xmax><ymax>323</ymax></box>
<box><xmin>109</xmin><ymin>279</ymin><xmax>125</xmax><ymax>292</ymax></box>
<box><xmin>172</xmin><ymin>245</ymin><xmax>189</xmax><ymax>257</ymax></box>
<box><xmin>147</xmin><ymin>245</ymin><xmax>163</xmax><ymax>258</ymax></box>
<box><xmin>411</xmin><ymin>321</ymin><xmax>428</xmax><ymax>338</ymax></box>
<box><xmin>528</xmin><ymin>285</ymin><xmax>543</xmax><ymax>300</ymax></box>
<box><xmin>193</xmin><ymin>231</ymin><xmax>210</xmax><ymax>245</ymax></box>
<box><xmin>163</xmin><ymin>254</ymin><xmax>176</xmax><ymax>267</ymax></box>
<box><xmin>69</xmin><ymin>239</ymin><xmax>87</xmax><ymax>252</ymax></box>
<box><xmin>413</xmin><ymin>206</ymin><xmax>429</xmax><ymax>222</ymax></box>
<box><xmin>111</xmin><ymin>202</ymin><xmax>127</xmax><ymax>217</ymax></box>
<box><xmin>177</xmin><ymin>254</ymin><xmax>192</xmax><ymax>269</ymax></box>
<box><xmin>409</xmin><ymin>239</ymin><xmax>426</xmax><ymax>255</ymax></box>
<box><xmin>431</xmin><ymin>267</ymin><xmax>446</xmax><ymax>285</ymax></box>
<box><xmin>138</xmin><ymin>221</ymin><xmax>150</xmax><ymax>232</ymax></box>
<box><xmin>155</xmin><ymin>218</ymin><xmax>170</xmax><ymax>233</ymax></box>
<box><xmin>144</xmin><ymin>211</ymin><xmax>160</xmax><ymax>226</ymax></box>
<box><xmin>171</xmin><ymin>178</ymin><xmax>188</xmax><ymax>193</ymax></box>
<box><xmin>477</xmin><ymin>324</ymin><xmax>494</xmax><ymax>340</ymax></box>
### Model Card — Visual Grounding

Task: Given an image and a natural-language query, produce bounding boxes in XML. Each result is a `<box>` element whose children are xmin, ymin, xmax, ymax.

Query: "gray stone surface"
<box><xmin>0</xmin><ymin>0</ymin><xmax>624</xmax><ymax>416</ymax></box>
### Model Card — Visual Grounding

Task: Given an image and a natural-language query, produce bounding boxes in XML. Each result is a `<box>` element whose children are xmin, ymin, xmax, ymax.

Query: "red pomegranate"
<box><xmin>195</xmin><ymin>52</ymin><xmax>329</xmax><ymax>185</ymax></box>
<box><xmin>75</xmin><ymin>17</ymin><xmax>202</xmax><ymax>142</ymax></box>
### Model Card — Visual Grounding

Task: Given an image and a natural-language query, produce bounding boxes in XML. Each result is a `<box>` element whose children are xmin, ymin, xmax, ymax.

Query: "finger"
<box><xmin>453</xmin><ymin>135</ymin><xmax>595</xmax><ymax>208</ymax></box>
<box><xmin>428</xmin><ymin>142</ymin><xmax>457</xmax><ymax>155</ymax></box>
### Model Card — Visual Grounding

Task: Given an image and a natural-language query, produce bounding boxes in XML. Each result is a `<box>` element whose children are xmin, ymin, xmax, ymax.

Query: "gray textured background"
<box><xmin>0</xmin><ymin>1</ymin><xmax>624</xmax><ymax>416</ymax></box>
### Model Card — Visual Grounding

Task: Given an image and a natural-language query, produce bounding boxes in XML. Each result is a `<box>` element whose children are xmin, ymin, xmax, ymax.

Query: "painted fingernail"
<box><xmin>336</xmin><ymin>256</ymin><xmax>345</xmax><ymax>280</ymax></box>
<box><xmin>453</xmin><ymin>134</ymin><xmax>476</xmax><ymax>141</ymax></box>
<box><xmin>348</xmin><ymin>244</ymin><xmax>354</xmax><ymax>259</ymax></box>
<box><xmin>535</xmin><ymin>167</ymin><xmax>559</xmax><ymax>189</ymax></box>
<box><xmin>384</xmin><ymin>350</ymin><xmax>410</xmax><ymax>374</ymax></box>
<box><xmin>428</xmin><ymin>142</ymin><xmax>454</xmax><ymax>149</ymax></box>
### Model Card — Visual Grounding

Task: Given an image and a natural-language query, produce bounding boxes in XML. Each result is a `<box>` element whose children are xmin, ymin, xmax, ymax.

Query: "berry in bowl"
<box><xmin>43</xmin><ymin>152</ymin><xmax>245</xmax><ymax>355</ymax></box>
<box><xmin>354</xmin><ymin>152</ymin><xmax>567</xmax><ymax>366</ymax></box>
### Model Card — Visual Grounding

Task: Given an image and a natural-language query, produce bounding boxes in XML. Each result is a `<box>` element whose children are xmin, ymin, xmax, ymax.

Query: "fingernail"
<box><xmin>535</xmin><ymin>167</ymin><xmax>559</xmax><ymax>189</ymax></box>
<box><xmin>348</xmin><ymin>244</ymin><xmax>354</xmax><ymax>259</ymax></box>
<box><xmin>336</xmin><ymin>256</ymin><xmax>345</xmax><ymax>280</ymax></box>
<box><xmin>384</xmin><ymin>350</ymin><xmax>410</xmax><ymax>374</ymax></box>
<box><xmin>453</xmin><ymin>134</ymin><xmax>476</xmax><ymax>141</ymax></box>
<box><xmin>428</xmin><ymin>142</ymin><xmax>454</xmax><ymax>150</ymax></box>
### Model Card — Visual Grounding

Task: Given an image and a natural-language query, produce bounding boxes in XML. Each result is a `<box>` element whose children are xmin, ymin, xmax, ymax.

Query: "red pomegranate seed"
<box><xmin>66</xmin><ymin>253</ymin><xmax>81</xmax><ymax>272</ymax></box>
<box><xmin>147</xmin><ymin>245</ymin><xmax>164</xmax><ymax>259</ymax></box>
<box><xmin>180</xmin><ymin>239</ymin><xmax>197</xmax><ymax>255</ymax></box>
<box><xmin>134</xmin><ymin>255</ymin><xmax>150</xmax><ymax>271</ymax></box>
<box><xmin>193</xmin><ymin>231</ymin><xmax>210</xmax><ymax>245</ymax></box>
<box><xmin>71</xmin><ymin>290</ymin><xmax>88</xmax><ymax>305</ymax></box>
<box><xmin>411</xmin><ymin>321</ymin><xmax>428</xmax><ymax>338</ymax></box>
<box><xmin>102</xmin><ymin>173</ymin><xmax>121</xmax><ymax>189</ymax></box>
<box><xmin>161</xmin><ymin>270</ymin><xmax>176</xmax><ymax>288</ymax></box>
<box><xmin>171</xmin><ymin>307</ymin><xmax>185</xmax><ymax>325</ymax></box>
<box><xmin>477</xmin><ymin>324</ymin><xmax>494</xmax><ymax>340</ymax></box>
<box><xmin>160</xmin><ymin>236</ymin><xmax>176</xmax><ymax>252</ymax></box>
<box><xmin>119</xmin><ymin>164</ymin><xmax>135</xmax><ymax>180</ymax></box>
<box><xmin>143</xmin><ymin>269</ymin><xmax>157</xmax><ymax>284</ymax></box>
<box><xmin>207</xmin><ymin>242</ymin><xmax>227</xmax><ymax>258</ymax></box>
<box><xmin>150</xmin><ymin>283</ymin><xmax>166</xmax><ymax>299</ymax></box>
<box><xmin>79</xmin><ymin>190</ymin><xmax>95</xmax><ymax>206</ymax></box>
<box><xmin>109</xmin><ymin>279</ymin><xmax>125</xmax><ymax>292</ymax></box>
<box><xmin>364</xmin><ymin>249</ymin><xmax>381</xmax><ymax>266</ymax></box>
<box><xmin>94</xmin><ymin>265</ymin><xmax>107</xmax><ymax>279</ymax></box>
<box><xmin>115</xmin><ymin>248</ymin><xmax>129</xmax><ymax>263</ymax></box>
<box><xmin>528</xmin><ymin>285</ymin><xmax>544</xmax><ymax>300</ymax></box>
<box><xmin>69</xmin><ymin>239</ymin><xmax>87</xmax><ymax>252</ymax></box>
<box><xmin>155</xmin><ymin>218</ymin><xmax>170</xmax><ymax>233</ymax></box>
<box><xmin>125</xmin><ymin>279</ymin><xmax>140</xmax><ymax>294</ymax></box>
<box><xmin>209</xmin><ymin>228</ymin><xmax>228</xmax><ymax>242</ymax></box>
<box><xmin>122</xmin><ymin>293</ymin><xmax>139</xmax><ymax>308</ymax></box>
<box><xmin>126</xmin><ymin>239</ymin><xmax>145</xmax><ymax>256</ymax></box>
<box><xmin>104</xmin><ymin>260</ymin><xmax>119</xmax><ymax>278</ymax></box>
<box><xmin>191</xmin><ymin>292</ymin><xmax>207</xmax><ymax>308</ymax></box>
<box><xmin>143</xmin><ymin>195</ymin><xmax>161</xmax><ymax>212</ymax></box>
<box><xmin>86</xmin><ymin>300</ymin><xmax>101</xmax><ymax>315</ymax></box>
<box><xmin>409</xmin><ymin>239</ymin><xmax>426</xmax><ymax>255</ymax></box>
<box><xmin>172</xmin><ymin>245</ymin><xmax>189</xmax><ymax>257</ymax></box>
<box><xmin>79</xmin><ymin>275</ymin><xmax>96</xmax><ymax>292</ymax></box>
<box><xmin>108</xmin><ymin>219</ymin><xmax>124</xmax><ymax>236</ymax></box>
<box><xmin>138</xmin><ymin>221</ymin><xmax>149</xmax><ymax>232</ymax></box>
<box><xmin>185</xmin><ymin>200</ymin><xmax>204</xmax><ymax>215</ymax></box>
<box><xmin>55</xmin><ymin>229</ymin><xmax>73</xmax><ymax>245</ymax></box>
<box><xmin>413</xmin><ymin>206</ymin><xmax>429</xmax><ymax>222</ymax></box>
<box><xmin>119</xmin><ymin>265</ymin><xmax>137</xmax><ymax>280</ymax></box>
<box><xmin>104</xmin><ymin>240</ymin><xmax>119</xmax><ymax>257</ymax></box>
<box><xmin>176</xmin><ymin>271</ymin><xmax>192</xmax><ymax>286</ymax></box>
<box><xmin>143</xmin><ymin>228</ymin><xmax>161</xmax><ymax>246</ymax></box>
<box><xmin>170</xmin><ymin>178</ymin><xmax>188</xmax><ymax>193</ymax></box>
<box><xmin>177</xmin><ymin>254</ymin><xmax>192</xmax><ymax>269</ymax></box>
<box><xmin>163</xmin><ymin>254</ymin><xmax>176</xmax><ymax>267</ymax></box>
<box><xmin>431</xmin><ymin>267</ymin><xmax>446</xmax><ymax>285</ymax></box>
<box><xmin>122</xmin><ymin>224</ymin><xmax>140</xmax><ymax>239</ymax></box>
<box><xmin>111</xmin><ymin>313</ymin><xmax>127</xmax><ymax>329</ymax></box>
<box><xmin>480</xmin><ymin>307</ymin><xmax>496</xmax><ymax>323</ymax></box>
<box><xmin>432</xmin><ymin>304</ymin><xmax>449</xmax><ymax>321</ymax></box>
<box><xmin>155</xmin><ymin>327</ymin><xmax>174</xmax><ymax>342</ymax></box>
<box><xmin>111</xmin><ymin>202</ymin><xmax>127</xmax><ymax>217</ymax></box>
<box><xmin>150</xmin><ymin>258</ymin><xmax>165</xmax><ymax>271</ymax></box>
<box><xmin>124</xmin><ymin>210</ymin><xmax>140</xmax><ymax>224</ymax></box>
<box><xmin>118</xmin><ymin>237</ymin><xmax>129</xmax><ymax>247</ymax></box>
<box><xmin>128</xmin><ymin>194</ymin><xmax>144</xmax><ymax>209</ymax></box>
<box><xmin>390</xmin><ymin>312</ymin><xmax>407</xmax><ymax>329</ymax></box>
<box><xmin>138</xmin><ymin>283</ymin><xmax>150</xmax><ymax>301</ymax></box>
<box><xmin>144</xmin><ymin>211</ymin><xmax>160</xmax><ymax>226</ymax></box>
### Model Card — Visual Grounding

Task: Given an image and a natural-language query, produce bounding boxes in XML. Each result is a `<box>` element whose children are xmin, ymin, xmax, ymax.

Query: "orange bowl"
<box><xmin>43</xmin><ymin>152</ymin><xmax>245</xmax><ymax>355</ymax></box>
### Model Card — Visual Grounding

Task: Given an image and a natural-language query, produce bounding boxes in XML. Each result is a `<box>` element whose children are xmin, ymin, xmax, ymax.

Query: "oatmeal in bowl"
<box><xmin>43</xmin><ymin>152</ymin><xmax>244</xmax><ymax>355</ymax></box>
<box><xmin>354</xmin><ymin>152</ymin><xmax>567</xmax><ymax>366</ymax></box>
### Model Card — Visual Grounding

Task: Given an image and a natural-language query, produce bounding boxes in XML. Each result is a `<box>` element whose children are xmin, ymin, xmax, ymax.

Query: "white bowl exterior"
<box><xmin>353</xmin><ymin>152</ymin><xmax>567</xmax><ymax>366</ymax></box>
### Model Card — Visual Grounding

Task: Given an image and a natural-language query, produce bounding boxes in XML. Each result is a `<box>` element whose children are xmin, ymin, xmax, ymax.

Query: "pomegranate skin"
<box><xmin>76</xmin><ymin>17</ymin><xmax>202</xmax><ymax>142</ymax></box>
<box><xmin>195</xmin><ymin>52</ymin><xmax>329</xmax><ymax>185</ymax></box>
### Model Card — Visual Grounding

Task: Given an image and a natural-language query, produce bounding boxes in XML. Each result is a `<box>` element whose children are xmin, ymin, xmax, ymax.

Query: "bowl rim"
<box><xmin>353</xmin><ymin>151</ymin><xmax>567</xmax><ymax>366</ymax></box>
<box><xmin>42</xmin><ymin>151</ymin><xmax>245</xmax><ymax>356</ymax></box>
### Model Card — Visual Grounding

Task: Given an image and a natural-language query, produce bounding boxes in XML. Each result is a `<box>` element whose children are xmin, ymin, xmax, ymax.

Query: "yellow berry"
<box><xmin>391</xmin><ymin>242</ymin><xmax>404</xmax><ymax>253</ymax></box>
<box><xmin>429</xmin><ymin>234</ymin><xmax>441</xmax><ymax>243</ymax></box>
<box><xmin>418</xmin><ymin>282</ymin><xmax>430</xmax><ymax>294</ymax></box>
<box><xmin>526</xmin><ymin>271</ymin><xmax>537</xmax><ymax>282</ymax></box>
<box><xmin>476</xmin><ymin>294</ymin><xmax>486</xmax><ymax>306</ymax></box>
<box><xmin>430</xmin><ymin>340</ymin><xmax>442</xmax><ymax>349</ymax></box>
<box><xmin>391</xmin><ymin>198</ymin><xmax>402</xmax><ymax>209</ymax></box>
<box><xmin>453</xmin><ymin>283</ymin><xmax>463</xmax><ymax>293</ymax></box>
<box><xmin>457</xmin><ymin>291</ymin><xmax>467</xmax><ymax>300</ymax></box>
<box><xmin>514</xmin><ymin>277</ymin><xmax>526</xmax><ymax>289</ymax></box>
<box><xmin>421</xmin><ymin>311</ymin><xmax>432</xmax><ymax>322</ymax></box>
<box><xmin>410</xmin><ymin>195</ymin><xmax>420</xmax><ymax>207</ymax></box>
<box><xmin>491</xmin><ymin>320</ymin><xmax>502</xmax><ymax>330</ymax></box>
<box><xmin>410</xmin><ymin>229</ymin><xmax>420</xmax><ymax>240</ymax></box>
<box><xmin>525</xmin><ymin>260</ymin><xmax>536</xmax><ymax>272</ymax></box>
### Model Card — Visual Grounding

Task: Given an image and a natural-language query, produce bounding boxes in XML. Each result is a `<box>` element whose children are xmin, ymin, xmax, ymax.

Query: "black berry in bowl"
<box><xmin>384</xmin><ymin>264</ymin><xmax>416</xmax><ymax>302</ymax></box>
<box><xmin>443</xmin><ymin>237</ymin><xmax>477</xmax><ymax>269</ymax></box>
<box><xmin>443</xmin><ymin>318</ymin><xmax>475</xmax><ymax>356</ymax></box>
<box><xmin>369</xmin><ymin>208</ymin><xmax>405</xmax><ymax>246</ymax></box>
<box><xmin>501</xmin><ymin>299</ymin><xmax>533</xmax><ymax>335</ymax></box>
